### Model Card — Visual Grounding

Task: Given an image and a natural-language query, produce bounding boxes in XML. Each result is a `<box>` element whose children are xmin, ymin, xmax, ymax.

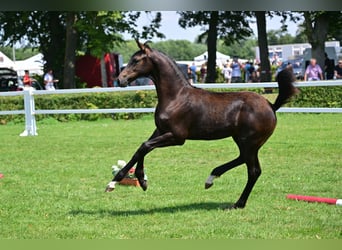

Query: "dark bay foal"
<box><xmin>105</xmin><ymin>41</ymin><xmax>299</xmax><ymax>209</ymax></box>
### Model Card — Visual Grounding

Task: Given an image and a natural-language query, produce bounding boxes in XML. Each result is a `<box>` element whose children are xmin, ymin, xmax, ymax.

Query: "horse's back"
<box><xmin>185</xmin><ymin>89</ymin><xmax>277</xmax><ymax>141</ymax></box>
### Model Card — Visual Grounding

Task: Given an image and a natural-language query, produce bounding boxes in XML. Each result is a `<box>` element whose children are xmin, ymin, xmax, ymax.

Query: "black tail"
<box><xmin>272</xmin><ymin>68</ymin><xmax>299</xmax><ymax>112</ymax></box>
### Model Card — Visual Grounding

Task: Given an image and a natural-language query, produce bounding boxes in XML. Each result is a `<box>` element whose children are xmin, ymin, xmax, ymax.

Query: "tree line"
<box><xmin>1</xmin><ymin>30</ymin><xmax>307</xmax><ymax>65</ymax></box>
<box><xmin>0</xmin><ymin>11</ymin><xmax>341</xmax><ymax>87</ymax></box>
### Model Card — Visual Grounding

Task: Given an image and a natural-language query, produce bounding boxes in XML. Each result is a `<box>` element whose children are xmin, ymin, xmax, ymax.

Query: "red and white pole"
<box><xmin>286</xmin><ymin>194</ymin><xmax>342</xmax><ymax>206</ymax></box>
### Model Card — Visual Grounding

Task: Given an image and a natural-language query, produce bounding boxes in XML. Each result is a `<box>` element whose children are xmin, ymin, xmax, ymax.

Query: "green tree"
<box><xmin>63</xmin><ymin>12</ymin><xmax>78</xmax><ymax>89</ymax></box>
<box><xmin>293</xmin><ymin>26</ymin><xmax>308</xmax><ymax>44</ymax></box>
<box><xmin>267</xmin><ymin>29</ymin><xmax>298</xmax><ymax>45</ymax></box>
<box><xmin>0</xmin><ymin>11</ymin><xmax>164</xmax><ymax>88</ymax></box>
<box><xmin>178</xmin><ymin>11</ymin><xmax>253</xmax><ymax>83</ymax></box>
<box><xmin>255</xmin><ymin>11</ymin><xmax>271</xmax><ymax>82</ymax></box>
<box><xmin>301</xmin><ymin>11</ymin><xmax>342</xmax><ymax>71</ymax></box>
<box><xmin>116</xmin><ymin>40</ymin><xmax>142</xmax><ymax>63</ymax></box>
<box><xmin>66</xmin><ymin>11</ymin><xmax>164</xmax><ymax>88</ymax></box>
<box><xmin>217</xmin><ymin>38</ymin><xmax>257</xmax><ymax>60</ymax></box>
<box><xmin>0</xmin><ymin>46</ymin><xmax>39</xmax><ymax>61</ymax></box>
<box><xmin>0</xmin><ymin>11</ymin><xmax>66</xmax><ymax>84</ymax></box>
<box><xmin>117</xmin><ymin>39</ymin><xmax>207</xmax><ymax>64</ymax></box>
<box><xmin>253</xmin><ymin>11</ymin><xmax>304</xmax><ymax>82</ymax></box>
<box><xmin>152</xmin><ymin>40</ymin><xmax>206</xmax><ymax>61</ymax></box>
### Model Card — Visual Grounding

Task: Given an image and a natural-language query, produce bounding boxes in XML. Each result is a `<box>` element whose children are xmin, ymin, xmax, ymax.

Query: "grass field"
<box><xmin>0</xmin><ymin>113</ymin><xmax>341</xmax><ymax>239</ymax></box>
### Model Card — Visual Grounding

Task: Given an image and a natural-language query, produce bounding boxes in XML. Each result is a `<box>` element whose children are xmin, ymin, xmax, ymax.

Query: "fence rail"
<box><xmin>0</xmin><ymin>80</ymin><xmax>341</xmax><ymax>136</ymax></box>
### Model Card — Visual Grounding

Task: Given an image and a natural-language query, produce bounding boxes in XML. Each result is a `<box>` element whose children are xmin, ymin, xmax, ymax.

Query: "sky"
<box><xmin>123</xmin><ymin>11</ymin><xmax>301</xmax><ymax>42</ymax></box>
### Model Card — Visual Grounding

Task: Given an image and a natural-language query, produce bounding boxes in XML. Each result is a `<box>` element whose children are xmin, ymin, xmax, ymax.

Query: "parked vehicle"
<box><xmin>276</xmin><ymin>59</ymin><xmax>304</xmax><ymax>80</ymax></box>
<box><xmin>0</xmin><ymin>67</ymin><xmax>21</xmax><ymax>91</ymax></box>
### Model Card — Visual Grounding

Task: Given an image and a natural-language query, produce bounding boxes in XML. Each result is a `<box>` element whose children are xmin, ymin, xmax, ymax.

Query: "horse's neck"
<box><xmin>150</xmin><ymin>51</ymin><xmax>191</xmax><ymax>101</ymax></box>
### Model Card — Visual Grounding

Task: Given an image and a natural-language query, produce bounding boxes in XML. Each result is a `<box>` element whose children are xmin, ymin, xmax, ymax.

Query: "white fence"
<box><xmin>0</xmin><ymin>80</ymin><xmax>341</xmax><ymax>136</ymax></box>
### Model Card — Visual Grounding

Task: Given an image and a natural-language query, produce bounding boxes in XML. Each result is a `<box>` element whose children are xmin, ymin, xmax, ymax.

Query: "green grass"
<box><xmin>0</xmin><ymin>114</ymin><xmax>341</xmax><ymax>239</ymax></box>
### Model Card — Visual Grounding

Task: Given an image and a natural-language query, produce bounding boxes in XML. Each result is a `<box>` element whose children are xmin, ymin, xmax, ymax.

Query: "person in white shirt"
<box><xmin>221</xmin><ymin>63</ymin><xmax>232</xmax><ymax>83</ymax></box>
<box><xmin>44</xmin><ymin>69</ymin><xmax>59</xmax><ymax>90</ymax></box>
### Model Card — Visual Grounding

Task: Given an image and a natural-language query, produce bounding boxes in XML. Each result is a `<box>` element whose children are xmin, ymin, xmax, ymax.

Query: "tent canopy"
<box><xmin>14</xmin><ymin>53</ymin><xmax>44</xmax><ymax>76</ymax></box>
<box><xmin>194</xmin><ymin>51</ymin><xmax>230</xmax><ymax>62</ymax></box>
<box><xmin>0</xmin><ymin>51</ymin><xmax>44</xmax><ymax>76</ymax></box>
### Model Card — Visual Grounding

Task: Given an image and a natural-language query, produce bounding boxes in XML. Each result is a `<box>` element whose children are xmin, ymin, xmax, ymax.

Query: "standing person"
<box><xmin>44</xmin><ymin>69</ymin><xmax>59</xmax><ymax>90</ymax></box>
<box><xmin>231</xmin><ymin>56</ymin><xmax>242</xmax><ymax>83</ymax></box>
<box><xmin>324</xmin><ymin>53</ymin><xmax>334</xmax><ymax>80</ymax></box>
<box><xmin>271</xmin><ymin>53</ymin><xmax>279</xmax><ymax>66</ymax></box>
<box><xmin>187</xmin><ymin>65</ymin><xmax>192</xmax><ymax>84</ymax></box>
<box><xmin>244</xmin><ymin>61</ymin><xmax>251</xmax><ymax>83</ymax></box>
<box><xmin>250</xmin><ymin>71</ymin><xmax>259</xmax><ymax>82</ymax></box>
<box><xmin>304</xmin><ymin>58</ymin><xmax>323</xmax><ymax>81</ymax></box>
<box><xmin>23</xmin><ymin>70</ymin><xmax>34</xmax><ymax>88</ymax></box>
<box><xmin>200</xmin><ymin>64</ymin><xmax>207</xmax><ymax>83</ymax></box>
<box><xmin>221</xmin><ymin>63</ymin><xmax>232</xmax><ymax>83</ymax></box>
<box><xmin>247</xmin><ymin>61</ymin><xmax>255</xmax><ymax>83</ymax></box>
<box><xmin>189</xmin><ymin>62</ymin><xmax>197</xmax><ymax>83</ymax></box>
<box><xmin>334</xmin><ymin>59</ymin><xmax>342</xmax><ymax>79</ymax></box>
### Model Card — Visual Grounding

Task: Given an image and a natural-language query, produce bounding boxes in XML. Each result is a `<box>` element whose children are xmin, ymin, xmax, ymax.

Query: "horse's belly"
<box><xmin>187</xmin><ymin>124</ymin><xmax>233</xmax><ymax>140</ymax></box>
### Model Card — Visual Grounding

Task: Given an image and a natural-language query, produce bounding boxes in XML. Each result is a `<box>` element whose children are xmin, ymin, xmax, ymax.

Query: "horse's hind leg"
<box><xmin>232</xmin><ymin>150</ymin><xmax>261</xmax><ymax>209</ymax></box>
<box><xmin>205</xmin><ymin>136</ymin><xmax>263</xmax><ymax>209</ymax></box>
<box><xmin>205</xmin><ymin>156</ymin><xmax>244</xmax><ymax>189</ymax></box>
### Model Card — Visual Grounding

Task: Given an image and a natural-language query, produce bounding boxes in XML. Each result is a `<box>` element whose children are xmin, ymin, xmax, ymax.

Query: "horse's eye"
<box><xmin>132</xmin><ymin>58</ymin><xmax>139</xmax><ymax>65</ymax></box>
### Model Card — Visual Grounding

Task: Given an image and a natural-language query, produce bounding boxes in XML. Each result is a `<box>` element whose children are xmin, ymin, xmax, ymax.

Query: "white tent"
<box><xmin>0</xmin><ymin>51</ymin><xmax>44</xmax><ymax>76</ymax></box>
<box><xmin>0</xmin><ymin>51</ymin><xmax>15</xmax><ymax>68</ymax></box>
<box><xmin>13</xmin><ymin>53</ymin><xmax>44</xmax><ymax>76</ymax></box>
<box><xmin>194</xmin><ymin>51</ymin><xmax>231</xmax><ymax>67</ymax></box>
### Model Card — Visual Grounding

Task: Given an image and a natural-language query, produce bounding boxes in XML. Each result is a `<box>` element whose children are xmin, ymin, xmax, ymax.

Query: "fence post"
<box><xmin>20</xmin><ymin>88</ymin><xmax>37</xmax><ymax>136</ymax></box>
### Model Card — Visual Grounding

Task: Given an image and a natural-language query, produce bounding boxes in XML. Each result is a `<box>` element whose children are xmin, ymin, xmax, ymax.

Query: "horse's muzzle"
<box><xmin>117</xmin><ymin>77</ymin><xmax>128</xmax><ymax>87</ymax></box>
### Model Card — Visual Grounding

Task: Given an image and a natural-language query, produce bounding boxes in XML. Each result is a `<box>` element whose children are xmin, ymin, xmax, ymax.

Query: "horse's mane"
<box><xmin>150</xmin><ymin>48</ymin><xmax>190</xmax><ymax>84</ymax></box>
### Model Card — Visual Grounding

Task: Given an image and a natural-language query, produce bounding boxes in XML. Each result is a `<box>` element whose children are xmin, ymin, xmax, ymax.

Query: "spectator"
<box><xmin>271</xmin><ymin>53</ymin><xmax>280</xmax><ymax>66</ymax></box>
<box><xmin>187</xmin><ymin>65</ymin><xmax>192</xmax><ymax>83</ymax></box>
<box><xmin>304</xmin><ymin>58</ymin><xmax>323</xmax><ymax>81</ymax></box>
<box><xmin>44</xmin><ymin>69</ymin><xmax>59</xmax><ymax>90</ymax></box>
<box><xmin>231</xmin><ymin>56</ymin><xmax>242</xmax><ymax>83</ymax></box>
<box><xmin>334</xmin><ymin>59</ymin><xmax>342</xmax><ymax>79</ymax></box>
<box><xmin>200</xmin><ymin>64</ymin><xmax>207</xmax><ymax>83</ymax></box>
<box><xmin>245</xmin><ymin>61</ymin><xmax>255</xmax><ymax>82</ymax></box>
<box><xmin>324</xmin><ymin>53</ymin><xmax>334</xmax><ymax>80</ymax></box>
<box><xmin>23</xmin><ymin>70</ymin><xmax>34</xmax><ymax>88</ymax></box>
<box><xmin>221</xmin><ymin>63</ymin><xmax>232</xmax><ymax>83</ymax></box>
<box><xmin>189</xmin><ymin>62</ymin><xmax>197</xmax><ymax>83</ymax></box>
<box><xmin>249</xmin><ymin>71</ymin><xmax>259</xmax><ymax>83</ymax></box>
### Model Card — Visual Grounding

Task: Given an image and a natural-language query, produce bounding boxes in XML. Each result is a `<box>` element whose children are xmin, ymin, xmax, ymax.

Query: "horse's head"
<box><xmin>117</xmin><ymin>40</ymin><xmax>154</xmax><ymax>87</ymax></box>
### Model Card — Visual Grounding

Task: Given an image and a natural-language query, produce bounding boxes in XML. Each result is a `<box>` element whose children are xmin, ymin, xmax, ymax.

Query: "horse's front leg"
<box><xmin>134</xmin><ymin>129</ymin><xmax>161</xmax><ymax>191</ymax></box>
<box><xmin>105</xmin><ymin>130</ymin><xmax>184</xmax><ymax>192</ymax></box>
<box><xmin>134</xmin><ymin>159</ymin><xmax>147</xmax><ymax>191</ymax></box>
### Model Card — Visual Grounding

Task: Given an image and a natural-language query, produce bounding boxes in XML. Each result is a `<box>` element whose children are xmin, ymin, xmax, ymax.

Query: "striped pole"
<box><xmin>286</xmin><ymin>194</ymin><xmax>342</xmax><ymax>206</ymax></box>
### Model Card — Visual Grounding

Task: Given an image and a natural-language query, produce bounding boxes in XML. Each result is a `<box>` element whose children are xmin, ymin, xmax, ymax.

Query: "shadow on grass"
<box><xmin>69</xmin><ymin>201</ymin><xmax>236</xmax><ymax>217</ymax></box>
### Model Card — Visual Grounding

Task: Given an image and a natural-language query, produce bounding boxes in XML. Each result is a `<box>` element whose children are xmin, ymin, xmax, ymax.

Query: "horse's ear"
<box><xmin>135</xmin><ymin>39</ymin><xmax>152</xmax><ymax>55</ymax></box>
<box><xmin>143</xmin><ymin>41</ymin><xmax>152</xmax><ymax>48</ymax></box>
<box><xmin>136</xmin><ymin>39</ymin><xmax>145</xmax><ymax>51</ymax></box>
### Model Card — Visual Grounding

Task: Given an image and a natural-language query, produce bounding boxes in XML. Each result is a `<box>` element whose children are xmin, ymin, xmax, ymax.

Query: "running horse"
<box><xmin>105</xmin><ymin>40</ymin><xmax>299</xmax><ymax>209</ymax></box>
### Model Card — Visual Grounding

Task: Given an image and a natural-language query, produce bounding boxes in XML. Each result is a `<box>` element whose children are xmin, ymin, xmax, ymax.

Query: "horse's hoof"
<box><xmin>205</xmin><ymin>182</ymin><xmax>213</xmax><ymax>189</ymax></box>
<box><xmin>140</xmin><ymin>180</ymin><xmax>148</xmax><ymax>191</ymax></box>
<box><xmin>205</xmin><ymin>175</ymin><xmax>216</xmax><ymax>189</ymax></box>
<box><xmin>105</xmin><ymin>186</ymin><xmax>115</xmax><ymax>192</ymax></box>
<box><xmin>228</xmin><ymin>203</ymin><xmax>245</xmax><ymax>210</ymax></box>
<box><xmin>105</xmin><ymin>181</ymin><xmax>116</xmax><ymax>192</ymax></box>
